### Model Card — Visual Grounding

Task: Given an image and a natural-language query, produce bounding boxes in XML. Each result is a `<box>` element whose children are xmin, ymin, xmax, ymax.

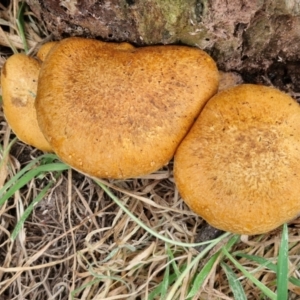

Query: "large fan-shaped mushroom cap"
<box><xmin>36</xmin><ymin>37</ymin><xmax>219</xmax><ymax>179</ymax></box>
<box><xmin>174</xmin><ymin>84</ymin><xmax>300</xmax><ymax>235</ymax></box>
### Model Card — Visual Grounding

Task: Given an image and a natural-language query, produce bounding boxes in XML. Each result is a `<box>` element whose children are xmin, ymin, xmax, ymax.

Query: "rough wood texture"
<box><xmin>26</xmin><ymin>0</ymin><xmax>300</xmax><ymax>92</ymax></box>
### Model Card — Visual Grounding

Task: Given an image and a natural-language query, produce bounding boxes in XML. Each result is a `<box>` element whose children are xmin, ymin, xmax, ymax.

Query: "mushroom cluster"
<box><xmin>2</xmin><ymin>38</ymin><xmax>300</xmax><ymax>235</ymax></box>
<box><xmin>1</xmin><ymin>37</ymin><xmax>219</xmax><ymax>179</ymax></box>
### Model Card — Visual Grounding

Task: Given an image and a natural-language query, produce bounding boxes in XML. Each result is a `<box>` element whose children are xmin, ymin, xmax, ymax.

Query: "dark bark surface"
<box><xmin>26</xmin><ymin>0</ymin><xmax>300</xmax><ymax>93</ymax></box>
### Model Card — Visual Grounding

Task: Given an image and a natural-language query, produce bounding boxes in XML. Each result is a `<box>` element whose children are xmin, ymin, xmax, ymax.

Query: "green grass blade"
<box><xmin>0</xmin><ymin>162</ymin><xmax>69</xmax><ymax>206</ymax></box>
<box><xmin>97</xmin><ymin>181</ymin><xmax>231</xmax><ymax>297</ymax></box>
<box><xmin>186</xmin><ymin>250</ymin><xmax>220</xmax><ymax>298</ymax></box>
<box><xmin>16</xmin><ymin>1</ymin><xmax>28</xmax><ymax>53</ymax></box>
<box><xmin>187</xmin><ymin>235</ymin><xmax>240</xmax><ymax>298</ymax></box>
<box><xmin>236</xmin><ymin>251</ymin><xmax>300</xmax><ymax>288</ymax></box>
<box><xmin>224</xmin><ymin>234</ymin><xmax>241</xmax><ymax>250</ymax></box>
<box><xmin>96</xmin><ymin>180</ymin><xmax>230</xmax><ymax>248</ymax></box>
<box><xmin>11</xmin><ymin>171</ymin><xmax>63</xmax><ymax>240</ymax></box>
<box><xmin>221</xmin><ymin>262</ymin><xmax>247</xmax><ymax>300</ymax></box>
<box><xmin>235</xmin><ymin>252</ymin><xmax>277</xmax><ymax>272</ymax></box>
<box><xmin>289</xmin><ymin>277</ymin><xmax>300</xmax><ymax>287</ymax></box>
<box><xmin>166</xmin><ymin>244</ymin><xmax>181</xmax><ymax>278</ymax></box>
<box><xmin>277</xmin><ymin>223</ymin><xmax>289</xmax><ymax>300</ymax></box>
<box><xmin>0</xmin><ymin>153</ymin><xmax>60</xmax><ymax>198</ymax></box>
<box><xmin>0</xmin><ymin>137</ymin><xmax>17</xmax><ymax>170</ymax></box>
<box><xmin>70</xmin><ymin>279</ymin><xmax>101</xmax><ymax>300</ymax></box>
<box><xmin>0</xmin><ymin>158</ymin><xmax>39</xmax><ymax>197</ymax></box>
<box><xmin>222</xmin><ymin>247</ymin><xmax>277</xmax><ymax>300</ymax></box>
<box><xmin>71</xmin><ymin>273</ymin><xmax>130</xmax><ymax>300</ymax></box>
<box><xmin>72</xmin><ymin>242</ymin><xmax>132</xmax><ymax>298</ymax></box>
<box><xmin>148</xmin><ymin>264</ymin><xmax>187</xmax><ymax>300</ymax></box>
<box><xmin>165</xmin><ymin>236</ymin><xmax>231</xmax><ymax>300</ymax></box>
<box><xmin>160</xmin><ymin>256</ymin><xmax>170</xmax><ymax>299</ymax></box>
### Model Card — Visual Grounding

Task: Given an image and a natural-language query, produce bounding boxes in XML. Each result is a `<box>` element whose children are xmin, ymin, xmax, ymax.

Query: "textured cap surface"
<box><xmin>174</xmin><ymin>84</ymin><xmax>300</xmax><ymax>235</ymax></box>
<box><xmin>36</xmin><ymin>37</ymin><xmax>219</xmax><ymax>178</ymax></box>
<box><xmin>1</xmin><ymin>54</ymin><xmax>52</xmax><ymax>151</ymax></box>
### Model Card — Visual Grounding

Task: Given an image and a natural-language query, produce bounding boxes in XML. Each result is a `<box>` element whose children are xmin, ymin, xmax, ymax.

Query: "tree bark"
<box><xmin>26</xmin><ymin>0</ymin><xmax>300</xmax><ymax>93</ymax></box>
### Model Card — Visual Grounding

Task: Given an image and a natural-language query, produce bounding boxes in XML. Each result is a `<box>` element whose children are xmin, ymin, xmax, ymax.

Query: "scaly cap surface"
<box><xmin>175</xmin><ymin>84</ymin><xmax>300</xmax><ymax>235</ymax></box>
<box><xmin>36</xmin><ymin>37</ymin><xmax>219</xmax><ymax>178</ymax></box>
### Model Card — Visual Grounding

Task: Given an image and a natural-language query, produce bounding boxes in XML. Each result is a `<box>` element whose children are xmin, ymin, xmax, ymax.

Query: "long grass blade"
<box><xmin>221</xmin><ymin>262</ymin><xmax>247</xmax><ymax>300</ymax></box>
<box><xmin>0</xmin><ymin>154</ymin><xmax>60</xmax><ymax>197</ymax></box>
<box><xmin>96</xmin><ymin>180</ymin><xmax>230</xmax><ymax>248</ymax></box>
<box><xmin>186</xmin><ymin>251</ymin><xmax>220</xmax><ymax>298</ymax></box>
<box><xmin>160</xmin><ymin>256</ymin><xmax>170</xmax><ymax>299</ymax></box>
<box><xmin>11</xmin><ymin>171</ymin><xmax>63</xmax><ymax>240</ymax></box>
<box><xmin>187</xmin><ymin>235</ymin><xmax>240</xmax><ymax>298</ymax></box>
<box><xmin>148</xmin><ymin>264</ymin><xmax>187</xmax><ymax>300</ymax></box>
<box><xmin>0</xmin><ymin>162</ymin><xmax>69</xmax><ymax>205</ymax></box>
<box><xmin>277</xmin><ymin>223</ymin><xmax>289</xmax><ymax>300</ymax></box>
<box><xmin>222</xmin><ymin>247</ymin><xmax>277</xmax><ymax>300</ymax></box>
<box><xmin>16</xmin><ymin>1</ymin><xmax>28</xmax><ymax>53</ymax></box>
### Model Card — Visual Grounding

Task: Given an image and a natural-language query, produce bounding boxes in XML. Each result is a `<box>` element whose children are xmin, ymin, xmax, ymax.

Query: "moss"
<box><xmin>243</xmin><ymin>16</ymin><xmax>273</xmax><ymax>55</ymax></box>
<box><xmin>137</xmin><ymin>0</ymin><xmax>198</xmax><ymax>44</ymax></box>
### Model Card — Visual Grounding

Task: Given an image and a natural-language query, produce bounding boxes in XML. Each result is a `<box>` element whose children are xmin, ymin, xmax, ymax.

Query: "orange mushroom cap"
<box><xmin>36</xmin><ymin>37</ymin><xmax>219</xmax><ymax>179</ymax></box>
<box><xmin>36</xmin><ymin>41</ymin><xmax>58</xmax><ymax>62</ymax></box>
<box><xmin>1</xmin><ymin>54</ymin><xmax>52</xmax><ymax>151</ymax></box>
<box><xmin>174</xmin><ymin>84</ymin><xmax>300</xmax><ymax>235</ymax></box>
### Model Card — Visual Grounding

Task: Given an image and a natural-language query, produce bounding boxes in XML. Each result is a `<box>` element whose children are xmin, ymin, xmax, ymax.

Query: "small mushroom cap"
<box><xmin>36</xmin><ymin>40</ymin><xmax>134</xmax><ymax>63</ymax></box>
<box><xmin>36</xmin><ymin>41</ymin><xmax>58</xmax><ymax>61</ymax></box>
<box><xmin>174</xmin><ymin>84</ymin><xmax>300</xmax><ymax>235</ymax></box>
<box><xmin>36</xmin><ymin>37</ymin><xmax>219</xmax><ymax>179</ymax></box>
<box><xmin>1</xmin><ymin>54</ymin><xmax>52</xmax><ymax>151</ymax></box>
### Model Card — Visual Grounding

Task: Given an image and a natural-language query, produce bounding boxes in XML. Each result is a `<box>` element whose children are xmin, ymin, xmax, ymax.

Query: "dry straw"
<box><xmin>0</xmin><ymin>1</ymin><xmax>300</xmax><ymax>299</ymax></box>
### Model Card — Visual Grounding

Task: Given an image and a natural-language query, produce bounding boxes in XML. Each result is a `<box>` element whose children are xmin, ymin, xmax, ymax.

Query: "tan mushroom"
<box><xmin>1</xmin><ymin>53</ymin><xmax>52</xmax><ymax>151</ymax></box>
<box><xmin>36</xmin><ymin>37</ymin><xmax>219</xmax><ymax>179</ymax></box>
<box><xmin>36</xmin><ymin>41</ymin><xmax>58</xmax><ymax>61</ymax></box>
<box><xmin>174</xmin><ymin>84</ymin><xmax>300</xmax><ymax>235</ymax></box>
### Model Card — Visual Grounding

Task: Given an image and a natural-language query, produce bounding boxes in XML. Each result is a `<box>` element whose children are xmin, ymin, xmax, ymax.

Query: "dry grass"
<box><xmin>1</xmin><ymin>1</ymin><xmax>300</xmax><ymax>299</ymax></box>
